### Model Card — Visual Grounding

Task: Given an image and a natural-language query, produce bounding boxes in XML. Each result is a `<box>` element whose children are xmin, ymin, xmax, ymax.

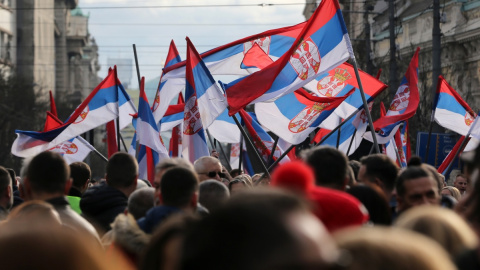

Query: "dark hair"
<box><xmin>303</xmin><ymin>146</ymin><xmax>348</xmax><ymax>189</ymax></box>
<box><xmin>6</xmin><ymin>169</ymin><xmax>16</xmax><ymax>187</ymax></box>
<box><xmin>396</xmin><ymin>167</ymin><xmax>430</xmax><ymax>197</ymax></box>
<box><xmin>0</xmin><ymin>166</ymin><xmax>12</xmax><ymax>196</ymax></box>
<box><xmin>347</xmin><ymin>185</ymin><xmax>391</xmax><ymax>225</ymax></box>
<box><xmin>180</xmin><ymin>190</ymin><xmax>313</xmax><ymax>270</ymax></box>
<box><xmin>27</xmin><ymin>152</ymin><xmax>70</xmax><ymax>193</ymax></box>
<box><xmin>360</xmin><ymin>154</ymin><xmax>399</xmax><ymax>192</ymax></box>
<box><xmin>69</xmin><ymin>162</ymin><xmax>91</xmax><ymax>189</ymax></box>
<box><xmin>160</xmin><ymin>167</ymin><xmax>199</xmax><ymax>208</ymax></box>
<box><xmin>229</xmin><ymin>169</ymin><xmax>242</xmax><ymax>178</ymax></box>
<box><xmin>199</xmin><ymin>180</ymin><xmax>229</xmax><ymax>213</ymax></box>
<box><xmin>349</xmin><ymin>160</ymin><xmax>361</xmax><ymax>181</ymax></box>
<box><xmin>128</xmin><ymin>187</ymin><xmax>155</xmax><ymax>220</ymax></box>
<box><xmin>106</xmin><ymin>152</ymin><xmax>138</xmax><ymax>188</ymax></box>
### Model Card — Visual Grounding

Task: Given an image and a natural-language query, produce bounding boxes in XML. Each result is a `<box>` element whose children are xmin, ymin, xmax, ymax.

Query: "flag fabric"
<box><xmin>207</xmin><ymin>109</ymin><xmax>241</xmax><ymax>144</ymax></box>
<box><xmin>182</xmin><ymin>38</ymin><xmax>222</xmax><ymax>162</ymax></box>
<box><xmin>434</xmin><ymin>76</ymin><xmax>477</xmax><ymax>136</ymax></box>
<box><xmin>364</xmin><ymin>48</ymin><xmax>420</xmax><ymax>144</ymax></box>
<box><xmin>315</xmin><ymin>102</ymin><xmax>372</xmax><ymax>155</ymax></box>
<box><xmin>168</xmin><ymin>93</ymin><xmax>185</xmax><ymax>157</ymax></box>
<box><xmin>229</xmin><ymin>143</ymin><xmax>241</xmax><ymax>170</ymax></box>
<box><xmin>255</xmin><ymin>89</ymin><xmax>353</xmax><ymax>144</ymax></box>
<box><xmin>49</xmin><ymin>90</ymin><xmax>58</xmax><ymax>117</ymax></box>
<box><xmin>239</xmin><ymin>109</ymin><xmax>289</xmax><ymax>165</ymax></box>
<box><xmin>152</xmin><ymin>40</ymin><xmax>183</xmax><ymax>125</ymax></box>
<box><xmin>50</xmin><ymin>136</ymin><xmax>95</xmax><ymax>165</ymax></box>
<box><xmin>105</xmin><ymin>120</ymin><xmax>118</xmax><ymax>157</ymax></box>
<box><xmin>12</xmin><ymin>67</ymin><xmax>137</xmax><ymax>158</ymax></box>
<box><xmin>225</xmin><ymin>0</ymin><xmax>353</xmax><ymax>114</ymax></box>
<box><xmin>159</xmin><ymin>104</ymin><xmax>185</xmax><ymax>132</ymax></box>
<box><xmin>437</xmin><ymin>136</ymin><xmax>469</xmax><ymax>175</ymax></box>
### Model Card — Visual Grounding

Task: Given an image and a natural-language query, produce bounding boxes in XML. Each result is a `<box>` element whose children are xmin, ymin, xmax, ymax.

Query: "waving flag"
<box><xmin>12</xmin><ymin>67</ymin><xmax>137</xmax><ymax>158</ymax></box>
<box><xmin>151</xmin><ymin>40</ymin><xmax>183</xmax><ymax>125</ymax></box>
<box><xmin>255</xmin><ymin>89</ymin><xmax>353</xmax><ymax>144</ymax></box>
<box><xmin>159</xmin><ymin>104</ymin><xmax>185</xmax><ymax>132</ymax></box>
<box><xmin>207</xmin><ymin>109</ymin><xmax>241</xmax><ymax>144</ymax></box>
<box><xmin>182</xmin><ymin>38</ymin><xmax>223</xmax><ymax>162</ymax></box>
<box><xmin>364</xmin><ymin>48</ymin><xmax>420</xmax><ymax>144</ymax></box>
<box><xmin>225</xmin><ymin>0</ymin><xmax>353</xmax><ymax>114</ymax></box>
<box><xmin>315</xmin><ymin>102</ymin><xmax>372</xmax><ymax>155</ymax></box>
<box><xmin>239</xmin><ymin>109</ymin><xmax>290</xmax><ymax>165</ymax></box>
<box><xmin>434</xmin><ymin>76</ymin><xmax>477</xmax><ymax>136</ymax></box>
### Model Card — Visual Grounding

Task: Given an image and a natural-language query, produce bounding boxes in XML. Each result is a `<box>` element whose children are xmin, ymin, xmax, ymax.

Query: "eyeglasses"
<box><xmin>200</xmin><ymin>171</ymin><xmax>226</xmax><ymax>178</ymax></box>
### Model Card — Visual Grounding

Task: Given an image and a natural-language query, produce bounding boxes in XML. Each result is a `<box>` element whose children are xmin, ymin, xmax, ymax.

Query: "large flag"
<box><xmin>255</xmin><ymin>89</ymin><xmax>353</xmax><ymax>144</ymax></box>
<box><xmin>225</xmin><ymin>0</ymin><xmax>353</xmax><ymax>114</ymax></box>
<box><xmin>159</xmin><ymin>103</ymin><xmax>185</xmax><ymax>132</ymax></box>
<box><xmin>182</xmin><ymin>38</ymin><xmax>226</xmax><ymax>162</ymax></box>
<box><xmin>152</xmin><ymin>40</ymin><xmax>183</xmax><ymax>124</ymax></box>
<box><xmin>434</xmin><ymin>76</ymin><xmax>477</xmax><ymax>136</ymax></box>
<box><xmin>12</xmin><ymin>67</ymin><xmax>137</xmax><ymax>158</ymax></box>
<box><xmin>314</xmin><ymin>102</ymin><xmax>372</xmax><ymax>155</ymax></box>
<box><xmin>239</xmin><ymin>109</ymin><xmax>290</xmax><ymax>165</ymax></box>
<box><xmin>364</xmin><ymin>48</ymin><xmax>420</xmax><ymax>144</ymax></box>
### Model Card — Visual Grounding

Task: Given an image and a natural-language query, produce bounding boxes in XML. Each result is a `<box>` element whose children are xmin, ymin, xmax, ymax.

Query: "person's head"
<box><xmin>441</xmin><ymin>186</ymin><xmax>461</xmax><ymax>201</ymax></box>
<box><xmin>160</xmin><ymin>167</ymin><xmax>199</xmax><ymax>211</ymax></box>
<box><xmin>193</xmin><ymin>156</ymin><xmax>223</xmax><ymax>182</ymax></box>
<box><xmin>6</xmin><ymin>168</ymin><xmax>16</xmax><ymax>188</ymax></box>
<box><xmin>394</xmin><ymin>205</ymin><xmax>478</xmax><ymax>258</ymax></box>
<box><xmin>23</xmin><ymin>152</ymin><xmax>71</xmax><ymax>200</ymax></box>
<box><xmin>347</xmin><ymin>185</ymin><xmax>391</xmax><ymax>225</ymax></box>
<box><xmin>229</xmin><ymin>169</ymin><xmax>242</xmax><ymax>178</ymax></box>
<box><xmin>154</xmin><ymin>158</ymin><xmax>194</xmax><ymax>194</ymax></box>
<box><xmin>7</xmin><ymin>200</ymin><xmax>61</xmax><ymax>227</ymax></box>
<box><xmin>454</xmin><ymin>173</ymin><xmax>468</xmax><ymax>194</ymax></box>
<box><xmin>302</xmin><ymin>146</ymin><xmax>349</xmax><ymax>190</ymax></box>
<box><xmin>334</xmin><ymin>227</ymin><xmax>457</xmax><ymax>270</ymax></box>
<box><xmin>198</xmin><ymin>180</ymin><xmax>229</xmax><ymax>213</ymax></box>
<box><xmin>0</xmin><ymin>166</ymin><xmax>13</xmax><ymax>211</ymax></box>
<box><xmin>349</xmin><ymin>160</ymin><xmax>361</xmax><ymax>182</ymax></box>
<box><xmin>358</xmin><ymin>154</ymin><xmax>398</xmax><ymax>199</ymax></box>
<box><xmin>396</xmin><ymin>166</ymin><xmax>440</xmax><ymax>212</ymax></box>
<box><xmin>128</xmin><ymin>187</ymin><xmax>155</xmax><ymax>220</ymax></box>
<box><xmin>69</xmin><ymin>162</ymin><xmax>91</xmax><ymax>193</ymax></box>
<box><xmin>106</xmin><ymin>152</ymin><xmax>138</xmax><ymax>197</ymax></box>
<box><xmin>180</xmin><ymin>189</ymin><xmax>339</xmax><ymax>270</ymax></box>
<box><xmin>228</xmin><ymin>178</ymin><xmax>251</xmax><ymax>196</ymax></box>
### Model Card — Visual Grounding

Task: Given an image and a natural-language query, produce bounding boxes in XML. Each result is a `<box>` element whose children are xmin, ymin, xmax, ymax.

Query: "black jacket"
<box><xmin>80</xmin><ymin>182</ymin><xmax>127</xmax><ymax>233</ymax></box>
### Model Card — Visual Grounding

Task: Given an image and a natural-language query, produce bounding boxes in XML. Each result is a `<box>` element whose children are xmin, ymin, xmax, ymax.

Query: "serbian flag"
<box><xmin>208</xmin><ymin>109</ymin><xmax>241</xmax><ymax>144</ymax></box>
<box><xmin>159</xmin><ymin>103</ymin><xmax>185</xmax><ymax>132</ymax></box>
<box><xmin>182</xmin><ymin>38</ymin><xmax>225</xmax><ymax>162</ymax></box>
<box><xmin>152</xmin><ymin>40</ymin><xmax>183</xmax><ymax>125</ymax></box>
<box><xmin>239</xmin><ymin>109</ymin><xmax>290</xmax><ymax>165</ymax></box>
<box><xmin>314</xmin><ymin>102</ymin><xmax>372</xmax><ymax>155</ymax></box>
<box><xmin>225</xmin><ymin>0</ymin><xmax>353</xmax><ymax>114</ymax></box>
<box><xmin>437</xmin><ymin>136</ymin><xmax>468</xmax><ymax>175</ymax></box>
<box><xmin>12</xmin><ymin>67</ymin><xmax>137</xmax><ymax>158</ymax></box>
<box><xmin>255</xmin><ymin>89</ymin><xmax>353</xmax><ymax>144</ymax></box>
<box><xmin>364</xmin><ymin>48</ymin><xmax>420</xmax><ymax>144</ymax></box>
<box><xmin>434</xmin><ymin>76</ymin><xmax>477</xmax><ymax>136</ymax></box>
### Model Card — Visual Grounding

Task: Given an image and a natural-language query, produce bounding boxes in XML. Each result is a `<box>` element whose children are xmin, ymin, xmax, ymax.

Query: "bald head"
<box><xmin>194</xmin><ymin>156</ymin><xmax>223</xmax><ymax>182</ymax></box>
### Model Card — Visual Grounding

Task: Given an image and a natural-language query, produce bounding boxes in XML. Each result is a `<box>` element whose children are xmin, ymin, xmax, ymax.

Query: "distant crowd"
<box><xmin>0</xmin><ymin>144</ymin><xmax>479</xmax><ymax>270</ymax></box>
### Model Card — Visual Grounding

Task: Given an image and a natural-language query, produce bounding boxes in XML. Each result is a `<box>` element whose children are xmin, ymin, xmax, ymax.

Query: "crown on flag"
<box><xmin>333</xmin><ymin>68</ymin><xmax>352</xmax><ymax>82</ymax></box>
<box><xmin>312</xmin><ymin>102</ymin><xmax>328</xmax><ymax>112</ymax></box>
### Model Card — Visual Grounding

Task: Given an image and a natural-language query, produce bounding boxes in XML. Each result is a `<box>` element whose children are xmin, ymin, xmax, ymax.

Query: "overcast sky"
<box><xmin>79</xmin><ymin>0</ymin><xmax>307</xmax><ymax>93</ymax></box>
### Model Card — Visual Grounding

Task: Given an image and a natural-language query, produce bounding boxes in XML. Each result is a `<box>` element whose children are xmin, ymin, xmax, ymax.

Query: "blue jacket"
<box><xmin>137</xmin><ymin>206</ymin><xmax>180</xmax><ymax>234</ymax></box>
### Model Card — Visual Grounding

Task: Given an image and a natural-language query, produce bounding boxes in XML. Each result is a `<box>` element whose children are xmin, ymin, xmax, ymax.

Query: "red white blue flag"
<box><xmin>225</xmin><ymin>0</ymin><xmax>353</xmax><ymax>114</ymax></box>
<box><xmin>255</xmin><ymin>89</ymin><xmax>353</xmax><ymax>144</ymax></box>
<box><xmin>182</xmin><ymin>38</ymin><xmax>227</xmax><ymax>162</ymax></box>
<box><xmin>364</xmin><ymin>48</ymin><xmax>420</xmax><ymax>144</ymax></box>
<box><xmin>434</xmin><ymin>76</ymin><xmax>477</xmax><ymax>136</ymax></box>
<box><xmin>12</xmin><ymin>67</ymin><xmax>137</xmax><ymax>158</ymax></box>
<box><xmin>152</xmin><ymin>40</ymin><xmax>183</xmax><ymax>126</ymax></box>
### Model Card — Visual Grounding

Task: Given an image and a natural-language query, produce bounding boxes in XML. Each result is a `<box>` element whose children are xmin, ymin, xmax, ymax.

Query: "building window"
<box><xmin>0</xmin><ymin>32</ymin><xmax>12</xmax><ymax>62</ymax></box>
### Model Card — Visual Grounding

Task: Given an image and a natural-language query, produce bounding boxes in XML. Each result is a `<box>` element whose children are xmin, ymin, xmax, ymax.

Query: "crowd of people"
<box><xmin>0</xmin><ymin>144</ymin><xmax>479</xmax><ymax>270</ymax></box>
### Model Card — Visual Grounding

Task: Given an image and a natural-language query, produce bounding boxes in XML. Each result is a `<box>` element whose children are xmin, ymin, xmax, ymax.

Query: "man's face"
<box><xmin>454</xmin><ymin>176</ymin><xmax>468</xmax><ymax>194</ymax></box>
<box><xmin>153</xmin><ymin>169</ymin><xmax>166</xmax><ymax>206</ymax></box>
<box><xmin>357</xmin><ymin>165</ymin><xmax>367</xmax><ymax>184</ymax></box>
<box><xmin>398</xmin><ymin>177</ymin><xmax>440</xmax><ymax>212</ymax></box>
<box><xmin>197</xmin><ymin>161</ymin><xmax>223</xmax><ymax>182</ymax></box>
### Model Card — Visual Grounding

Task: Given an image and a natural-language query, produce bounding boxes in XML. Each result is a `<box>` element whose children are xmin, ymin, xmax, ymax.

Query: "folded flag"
<box><xmin>255</xmin><ymin>89</ymin><xmax>353</xmax><ymax>144</ymax></box>
<box><xmin>225</xmin><ymin>0</ymin><xmax>353</xmax><ymax>114</ymax></box>
<box><xmin>434</xmin><ymin>76</ymin><xmax>477</xmax><ymax>136</ymax></box>
<box><xmin>12</xmin><ymin>67</ymin><xmax>137</xmax><ymax>158</ymax></box>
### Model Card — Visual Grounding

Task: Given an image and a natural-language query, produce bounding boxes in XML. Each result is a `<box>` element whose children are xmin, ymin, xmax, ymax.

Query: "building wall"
<box><xmin>0</xmin><ymin>0</ymin><xmax>15</xmax><ymax>76</ymax></box>
<box><xmin>34</xmin><ymin>0</ymin><xmax>55</xmax><ymax>99</ymax></box>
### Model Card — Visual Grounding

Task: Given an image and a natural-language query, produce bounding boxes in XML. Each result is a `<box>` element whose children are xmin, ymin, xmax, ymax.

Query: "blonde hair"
<box><xmin>442</xmin><ymin>186</ymin><xmax>461</xmax><ymax>201</ymax></box>
<box><xmin>334</xmin><ymin>227</ymin><xmax>457</xmax><ymax>270</ymax></box>
<box><xmin>394</xmin><ymin>205</ymin><xmax>477</xmax><ymax>257</ymax></box>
